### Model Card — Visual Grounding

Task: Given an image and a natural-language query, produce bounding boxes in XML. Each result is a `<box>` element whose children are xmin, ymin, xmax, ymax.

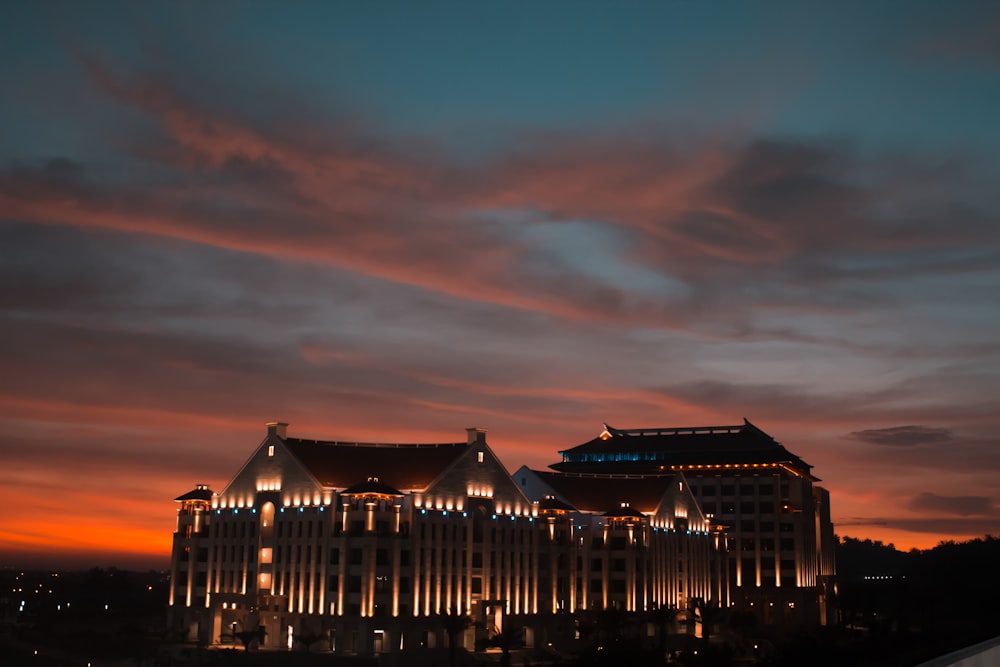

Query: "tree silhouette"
<box><xmin>294</xmin><ymin>630</ymin><xmax>326</xmax><ymax>652</ymax></box>
<box><xmin>691</xmin><ymin>598</ymin><xmax>725</xmax><ymax>647</ymax></box>
<box><xmin>234</xmin><ymin>629</ymin><xmax>259</xmax><ymax>651</ymax></box>
<box><xmin>645</xmin><ymin>603</ymin><xmax>683</xmax><ymax>658</ymax></box>
<box><xmin>482</xmin><ymin>626</ymin><xmax>523</xmax><ymax>667</ymax></box>
<box><xmin>434</xmin><ymin>610</ymin><xmax>473</xmax><ymax>667</ymax></box>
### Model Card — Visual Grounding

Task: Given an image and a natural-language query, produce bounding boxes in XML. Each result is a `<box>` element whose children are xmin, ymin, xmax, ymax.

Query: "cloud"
<box><xmin>902</xmin><ymin>10</ymin><xmax>1000</xmax><ymax>67</ymax></box>
<box><xmin>908</xmin><ymin>492</ymin><xmax>995</xmax><ymax>517</ymax></box>
<box><xmin>4</xmin><ymin>54</ymin><xmax>999</xmax><ymax>343</ymax></box>
<box><xmin>847</xmin><ymin>425</ymin><xmax>954</xmax><ymax>447</ymax></box>
<box><xmin>837</xmin><ymin>516</ymin><xmax>1000</xmax><ymax>539</ymax></box>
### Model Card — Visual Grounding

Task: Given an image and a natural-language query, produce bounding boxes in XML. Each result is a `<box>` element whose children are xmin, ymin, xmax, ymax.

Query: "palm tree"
<box><xmin>234</xmin><ymin>629</ymin><xmax>259</xmax><ymax>651</ymax></box>
<box><xmin>486</xmin><ymin>626</ymin><xmax>523</xmax><ymax>667</ymax></box>
<box><xmin>434</xmin><ymin>610</ymin><xmax>473</xmax><ymax>667</ymax></box>
<box><xmin>690</xmin><ymin>598</ymin><xmax>725</xmax><ymax>646</ymax></box>
<box><xmin>645</xmin><ymin>603</ymin><xmax>682</xmax><ymax>658</ymax></box>
<box><xmin>294</xmin><ymin>630</ymin><xmax>326</xmax><ymax>652</ymax></box>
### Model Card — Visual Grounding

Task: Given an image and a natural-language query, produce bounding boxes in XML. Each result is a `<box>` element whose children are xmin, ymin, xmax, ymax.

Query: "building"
<box><xmin>547</xmin><ymin>419</ymin><xmax>837</xmax><ymax>625</ymax></box>
<box><xmin>168</xmin><ymin>423</ymin><xmax>729</xmax><ymax>654</ymax></box>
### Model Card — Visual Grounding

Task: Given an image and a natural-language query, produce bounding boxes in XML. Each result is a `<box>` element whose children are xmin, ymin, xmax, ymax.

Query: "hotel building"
<box><xmin>547</xmin><ymin>419</ymin><xmax>837</xmax><ymax>625</ymax></box>
<box><xmin>168</xmin><ymin>423</ymin><xmax>729</xmax><ymax>653</ymax></box>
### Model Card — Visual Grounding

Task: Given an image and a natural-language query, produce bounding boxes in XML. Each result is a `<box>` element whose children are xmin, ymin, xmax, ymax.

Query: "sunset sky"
<box><xmin>2</xmin><ymin>1</ymin><xmax>999</xmax><ymax>569</ymax></box>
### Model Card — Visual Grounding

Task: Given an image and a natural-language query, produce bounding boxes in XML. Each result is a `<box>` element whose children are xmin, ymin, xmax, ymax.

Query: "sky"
<box><xmin>1</xmin><ymin>1</ymin><xmax>999</xmax><ymax>569</ymax></box>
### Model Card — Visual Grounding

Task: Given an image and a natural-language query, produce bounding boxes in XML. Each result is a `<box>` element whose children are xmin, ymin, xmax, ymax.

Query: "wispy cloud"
<box><xmin>848</xmin><ymin>425</ymin><xmax>954</xmax><ymax>447</ymax></box>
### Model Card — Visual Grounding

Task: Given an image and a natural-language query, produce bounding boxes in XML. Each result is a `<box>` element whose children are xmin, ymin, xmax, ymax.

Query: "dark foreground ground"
<box><xmin>4</xmin><ymin>536</ymin><xmax>999</xmax><ymax>666</ymax></box>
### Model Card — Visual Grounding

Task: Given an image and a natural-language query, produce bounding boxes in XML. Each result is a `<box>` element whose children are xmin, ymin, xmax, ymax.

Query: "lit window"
<box><xmin>268</xmin><ymin>445</ymin><xmax>275</xmax><ymax>457</ymax></box>
<box><xmin>477</xmin><ymin>451</ymin><xmax>484</xmax><ymax>463</ymax></box>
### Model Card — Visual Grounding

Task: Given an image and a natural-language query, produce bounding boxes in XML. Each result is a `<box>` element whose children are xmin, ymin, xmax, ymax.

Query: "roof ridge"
<box><xmin>607</xmin><ymin>424</ymin><xmax>747</xmax><ymax>437</ymax></box>
<box><xmin>285</xmin><ymin>438</ymin><xmax>468</xmax><ymax>449</ymax></box>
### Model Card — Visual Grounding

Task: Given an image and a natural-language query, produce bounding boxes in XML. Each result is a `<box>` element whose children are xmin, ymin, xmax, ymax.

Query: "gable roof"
<box><xmin>527</xmin><ymin>470</ymin><xmax>680</xmax><ymax>514</ymax></box>
<box><xmin>283</xmin><ymin>437</ymin><xmax>470</xmax><ymax>491</ymax></box>
<box><xmin>554</xmin><ymin>419</ymin><xmax>814</xmax><ymax>478</ymax></box>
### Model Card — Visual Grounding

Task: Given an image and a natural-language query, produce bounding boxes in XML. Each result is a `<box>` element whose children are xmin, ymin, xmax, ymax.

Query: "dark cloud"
<box><xmin>900</xmin><ymin>7</ymin><xmax>1000</xmax><ymax>67</ymax></box>
<box><xmin>835</xmin><ymin>517</ymin><xmax>889</xmax><ymax>527</ymax></box>
<box><xmin>838</xmin><ymin>517</ymin><xmax>1000</xmax><ymax>538</ymax></box>
<box><xmin>908</xmin><ymin>492</ymin><xmax>995</xmax><ymax>517</ymax></box>
<box><xmin>848</xmin><ymin>425</ymin><xmax>954</xmax><ymax>447</ymax></box>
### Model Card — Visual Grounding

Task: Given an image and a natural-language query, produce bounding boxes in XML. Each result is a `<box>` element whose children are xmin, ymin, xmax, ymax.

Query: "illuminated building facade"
<box><xmin>168</xmin><ymin>423</ymin><xmax>728</xmax><ymax>653</ymax></box>
<box><xmin>549</xmin><ymin>420</ymin><xmax>837</xmax><ymax>626</ymax></box>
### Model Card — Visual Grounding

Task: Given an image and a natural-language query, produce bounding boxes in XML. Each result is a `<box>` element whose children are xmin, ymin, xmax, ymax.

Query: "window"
<box><xmin>478</xmin><ymin>451</ymin><xmax>484</xmax><ymax>463</ymax></box>
<box><xmin>740</xmin><ymin>502</ymin><xmax>755</xmax><ymax>514</ymax></box>
<box><xmin>702</xmin><ymin>486</ymin><xmax>717</xmax><ymax>496</ymax></box>
<box><xmin>268</xmin><ymin>445</ymin><xmax>274</xmax><ymax>457</ymax></box>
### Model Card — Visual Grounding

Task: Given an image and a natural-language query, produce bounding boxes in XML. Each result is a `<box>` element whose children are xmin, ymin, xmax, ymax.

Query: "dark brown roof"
<box><xmin>603</xmin><ymin>504</ymin><xmax>647</xmax><ymax>519</ymax></box>
<box><xmin>537</xmin><ymin>495</ymin><xmax>576</xmax><ymax>513</ymax></box>
<box><xmin>283</xmin><ymin>437</ymin><xmax>469</xmax><ymax>490</ymax></box>
<box><xmin>553</xmin><ymin>419</ymin><xmax>814</xmax><ymax>477</ymax></box>
<box><xmin>174</xmin><ymin>486</ymin><xmax>214</xmax><ymax>502</ymax></box>
<box><xmin>529</xmin><ymin>470</ymin><xmax>678</xmax><ymax>514</ymax></box>
<box><xmin>342</xmin><ymin>477</ymin><xmax>404</xmax><ymax>496</ymax></box>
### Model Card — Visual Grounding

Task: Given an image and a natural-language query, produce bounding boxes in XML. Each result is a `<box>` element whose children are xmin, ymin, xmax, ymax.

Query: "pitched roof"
<box><xmin>283</xmin><ymin>437</ymin><xmax>469</xmax><ymax>491</ymax></box>
<box><xmin>528</xmin><ymin>470</ymin><xmax>679</xmax><ymax>514</ymax></box>
<box><xmin>175</xmin><ymin>485</ymin><xmax>214</xmax><ymax>502</ymax></box>
<box><xmin>537</xmin><ymin>495</ymin><xmax>576</xmax><ymax>513</ymax></box>
<box><xmin>342</xmin><ymin>477</ymin><xmax>404</xmax><ymax>497</ymax></box>
<box><xmin>553</xmin><ymin>419</ymin><xmax>814</xmax><ymax>477</ymax></box>
<box><xmin>603</xmin><ymin>503</ymin><xmax>646</xmax><ymax>519</ymax></box>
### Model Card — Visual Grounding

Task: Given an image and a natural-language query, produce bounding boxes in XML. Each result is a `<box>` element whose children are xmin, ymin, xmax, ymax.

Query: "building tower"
<box><xmin>168</xmin><ymin>484</ymin><xmax>214</xmax><ymax>636</ymax></box>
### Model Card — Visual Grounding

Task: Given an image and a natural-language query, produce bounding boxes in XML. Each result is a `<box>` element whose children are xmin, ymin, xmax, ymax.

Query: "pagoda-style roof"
<box><xmin>527</xmin><ymin>470</ymin><xmax>680</xmax><ymax>514</ymax></box>
<box><xmin>341</xmin><ymin>476</ymin><xmax>404</xmax><ymax>497</ymax></box>
<box><xmin>537</xmin><ymin>494</ymin><xmax>576</xmax><ymax>513</ymax></box>
<box><xmin>603</xmin><ymin>503</ymin><xmax>646</xmax><ymax>519</ymax></box>
<box><xmin>174</xmin><ymin>485</ymin><xmax>214</xmax><ymax>502</ymax></box>
<box><xmin>283</xmin><ymin>437</ymin><xmax>469</xmax><ymax>491</ymax></box>
<box><xmin>553</xmin><ymin>419</ymin><xmax>816</xmax><ymax>479</ymax></box>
